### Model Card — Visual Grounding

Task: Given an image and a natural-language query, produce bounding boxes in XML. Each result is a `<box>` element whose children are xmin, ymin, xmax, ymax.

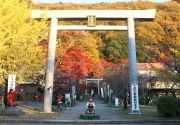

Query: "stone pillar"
<box><xmin>44</xmin><ymin>18</ymin><xmax>58</xmax><ymax>113</ymax></box>
<box><xmin>127</xmin><ymin>17</ymin><xmax>140</xmax><ymax>114</ymax></box>
<box><xmin>97</xmin><ymin>80</ymin><xmax>100</xmax><ymax>95</ymax></box>
<box><xmin>85</xmin><ymin>80</ymin><xmax>87</xmax><ymax>95</ymax></box>
<box><xmin>107</xmin><ymin>84</ymin><xmax>110</xmax><ymax>96</ymax></box>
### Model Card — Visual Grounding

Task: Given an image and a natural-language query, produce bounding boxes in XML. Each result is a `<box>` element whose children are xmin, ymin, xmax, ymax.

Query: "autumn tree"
<box><xmin>102</xmin><ymin>60</ymin><xmax>129</xmax><ymax>109</ymax></box>
<box><xmin>0</xmin><ymin>0</ymin><xmax>47</xmax><ymax>85</ymax></box>
<box><xmin>55</xmin><ymin>31</ymin><xmax>101</xmax><ymax>69</ymax></box>
<box><xmin>61</xmin><ymin>47</ymin><xmax>102</xmax><ymax>83</ymax></box>
<box><xmin>35</xmin><ymin>1</ymin><xmax>179</xmax><ymax>64</ymax></box>
<box><xmin>136</xmin><ymin>2</ymin><xmax>180</xmax><ymax>93</ymax></box>
<box><xmin>150</xmin><ymin>48</ymin><xmax>180</xmax><ymax>96</ymax></box>
<box><xmin>34</xmin><ymin>1</ymin><xmax>180</xmax><ymax>96</ymax></box>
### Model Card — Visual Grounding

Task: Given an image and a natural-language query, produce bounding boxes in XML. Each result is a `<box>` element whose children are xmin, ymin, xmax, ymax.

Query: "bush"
<box><xmin>76</xmin><ymin>92</ymin><xmax>80</xmax><ymax>100</ymax></box>
<box><xmin>157</xmin><ymin>96</ymin><xmax>177</xmax><ymax>117</ymax></box>
<box><xmin>79</xmin><ymin>114</ymin><xmax>100</xmax><ymax>120</ymax></box>
<box><xmin>176</xmin><ymin>98</ymin><xmax>180</xmax><ymax>115</ymax></box>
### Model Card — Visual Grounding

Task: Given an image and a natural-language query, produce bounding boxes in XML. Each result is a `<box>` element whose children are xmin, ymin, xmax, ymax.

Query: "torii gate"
<box><xmin>31</xmin><ymin>9</ymin><xmax>156</xmax><ymax>114</ymax></box>
<box><xmin>85</xmin><ymin>78</ymin><xmax>103</xmax><ymax>96</ymax></box>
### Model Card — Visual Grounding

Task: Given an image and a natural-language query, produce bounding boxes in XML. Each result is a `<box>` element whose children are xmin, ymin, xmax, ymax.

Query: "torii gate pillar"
<box><xmin>44</xmin><ymin>18</ymin><xmax>58</xmax><ymax>113</ymax></box>
<box><xmin>128</xmin><ymin>17</ymin><xmax>140</xmax><ymax>114</ymax></box>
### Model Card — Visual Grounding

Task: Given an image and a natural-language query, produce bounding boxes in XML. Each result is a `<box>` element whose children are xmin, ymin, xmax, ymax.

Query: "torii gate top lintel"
<box><xmin>85</xmin><ymin>78</ymin><xmax>103</xmax><ymax>81</ymax></box>
<box><xmin>31</xmin><ymin>9</ymin><xmax>156</xmax><ymax>19</ymax></box>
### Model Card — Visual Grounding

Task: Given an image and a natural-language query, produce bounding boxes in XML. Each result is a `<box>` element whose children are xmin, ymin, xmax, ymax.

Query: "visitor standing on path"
<box><xmin>57</xmin><ymin>95</ymin><xmax>63</xmax><ymax>112</ymax></box>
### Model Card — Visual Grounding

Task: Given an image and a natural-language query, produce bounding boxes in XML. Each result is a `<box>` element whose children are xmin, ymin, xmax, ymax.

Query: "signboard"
<box><xmin>65</xmin><ymin>93</ymin><xmax>71</xmax><ymax>107</ymax></box>
<box><xmin>65</xmin><ymin>93</ymin><xmax>70</xmax><ymax>100</ymax></box>
<box><xmin>115</xmin><ymin>98</ymin><xmax>119</xmax><ymax>106</ymax></box>
<box><xmin>72</xmin><ymin>86</ymin><xmax>76</xmax><ymax>99</ymax></box>
<box><xmin>8</xmin><ymin>74</ymin><xmax>16</xmax><ymax>92</ymax></box>
<box><xmin>72</xmin><ymin>86</ymin><xmax>75</xmax><ymax>95</ymax></box>
<box><xmin>131</xmin><ymin>84</ymin><xmax>139</xmax><ymax>111</ymax></box>
<box><xmin>88</xmin><ymin>15</ymin><xmax>96</xmax><ymax>27</ymax></box>
<box><xmin>101</xmin><ymin>87</ymin><xmax>104</xmax><ymax>98</ymax></box>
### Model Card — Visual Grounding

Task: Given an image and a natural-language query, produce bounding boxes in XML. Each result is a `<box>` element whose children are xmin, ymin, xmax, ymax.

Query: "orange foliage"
<box><xmin>61</xmin><ymin>48</ymin><xmax>102</xmax><ymax>82</ymax></box>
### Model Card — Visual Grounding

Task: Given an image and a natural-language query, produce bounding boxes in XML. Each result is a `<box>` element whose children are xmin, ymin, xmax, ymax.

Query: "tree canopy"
<box><xmin>33</xmin><ymin>1</ymin><xmax>180</xmax><ymax>84</ymax></box>
<box><xmin>0</xmin><ymin>0</ymin><xmax>47</xmax><ymax>85</ymax></box>
<box><xmin>61</xmin><ymin>47</ymin><xmax>102</xmax><ymax>82</ymax></box>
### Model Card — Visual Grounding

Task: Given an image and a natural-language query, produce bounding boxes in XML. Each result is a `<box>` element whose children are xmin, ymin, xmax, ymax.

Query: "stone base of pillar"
<box><xmin>128</xmin><ymin>110</ymin><xmax>141</xmax><ymax>115</ymax></box>
<box><xmin>85</xmin><ymin>90</ymin><xmax>87</xmax><ymax>95</ymax></box>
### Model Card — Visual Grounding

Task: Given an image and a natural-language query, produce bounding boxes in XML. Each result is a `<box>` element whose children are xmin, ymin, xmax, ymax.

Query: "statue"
<box><xmin>91</xmin><ymin>89</ymin><xmax>94</xmax><ymax>97</ymax></box>
<box><xmin>80</xmin><ymin>98</ymin><xmax>99</xmax><ymax>120</ymax></box>
<box><xmin>6</xmin><ymin>89</ymin><xmax>18</xmax><ymax>107</ymax></box>
<box><xmin>85</xmin><ymin>98</ymin><xmax>95</xmax><ymax>114</ymax></box>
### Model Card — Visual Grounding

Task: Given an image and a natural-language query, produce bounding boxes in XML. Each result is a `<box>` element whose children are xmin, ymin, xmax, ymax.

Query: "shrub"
<box><xmin>76</xmin><ymin>92</ymin><xmax>80</xmax><ymax>100</ymax></box>
<box><xmin>176</xmin><ymin>98</ymin><xmax>180</xmax><ymax>115</ymax></box>
<box><xmin>157</xmin><ymin>96</ymin><xmax>177</xmax><ymax>117</ymax></box>
<box><xmin>79</xmin><ymin>114</ymin><xmax>100</xmax><ymax>120</ymax></box>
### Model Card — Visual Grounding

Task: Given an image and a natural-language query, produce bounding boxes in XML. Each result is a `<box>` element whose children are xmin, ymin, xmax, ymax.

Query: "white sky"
<box><xmin>34</xmin><ymin>0</ymin><xmax>171</xmax><ymax>4</ymax></box>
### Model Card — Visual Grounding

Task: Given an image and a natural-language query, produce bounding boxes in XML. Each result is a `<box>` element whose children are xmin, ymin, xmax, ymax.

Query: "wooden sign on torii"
<box><xmin>31</xmin><ymin>9</ymin><xmax>156</xmax><ymax>114</ymax></box>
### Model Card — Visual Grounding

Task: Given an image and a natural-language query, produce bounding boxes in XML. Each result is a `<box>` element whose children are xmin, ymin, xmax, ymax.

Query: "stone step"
<box><xmin>0</xmin><ymin>119</ymin><xmax>180</xmax><ymax>124</ymax></box>
<box><xmin>1</xmin><ymin>107</ymin><xmax>23</xmax><ymax>115</ymax></box>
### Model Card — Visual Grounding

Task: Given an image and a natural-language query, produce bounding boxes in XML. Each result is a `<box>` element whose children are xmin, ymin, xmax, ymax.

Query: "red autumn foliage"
<box><xmin>100</xmin><ymin>59</ymin><xmax>125</xmax><ymax>83</ymax></box>
<box><xmin>61</xmin><ymin>47</ymin><xmax>102</xmax><ymax>82</ymax></box>
<box><xmin>100</xmin><ymin>59</ymin><xmax>115</xmax><ymax>68</ymax></box>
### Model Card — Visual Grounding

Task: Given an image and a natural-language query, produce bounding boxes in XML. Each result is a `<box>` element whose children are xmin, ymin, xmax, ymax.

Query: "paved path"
<box><xmin>1</xmin><ymin>123</ymin><xmax>180</xmax><ymax>125</ymax></box>
<box><xmin>18</xmin><ymin>96</ymin><xmax>124</xmax><ymax>120</ymax></box>
<box><xmin>17</xmin><ymin>97</ymin><xmax>124</xmax><ymax>120</ymax></box>
<box><xmin>2</xmin><ymin>98</ymin><xmax>180</xmax><ymax>124</ymax></box>
<box><xmin>57</xmin><ymin>97</ymin><xmax>124</xmax><ymax>120</ymax></box>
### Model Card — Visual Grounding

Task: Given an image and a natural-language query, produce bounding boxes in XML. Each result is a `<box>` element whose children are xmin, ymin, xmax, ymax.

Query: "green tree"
<box><xmin>104</xmin><ymin>33</ymin><xmax>128</xmax><ymax>62</ymax></box>
<box><xmin>0</xmin><ymin>0</ymin><xmax>47</xmax><ymax>85</ymax></box>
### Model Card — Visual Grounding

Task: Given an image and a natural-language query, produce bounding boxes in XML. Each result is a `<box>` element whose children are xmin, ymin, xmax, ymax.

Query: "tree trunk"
<box><xmin>123</xmin><ymin>99</ymin><xmax>127</xmax><ymax>109</ymax></box>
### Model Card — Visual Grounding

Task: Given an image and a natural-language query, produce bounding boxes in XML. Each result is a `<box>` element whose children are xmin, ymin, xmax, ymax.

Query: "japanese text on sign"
<box><xmin>88</xmin><ymin>15</ymin><xmax>96</xmax><ymax>27</ymax></box>
<box><xmin>131</xmin><ymin>83</ymin><xmax>139</xmax><ymax>111</ymax></box>
<box><xmin>8</xmin><ymin>74</ymin><xmax>16</xmax><ymax>92</ymax></box>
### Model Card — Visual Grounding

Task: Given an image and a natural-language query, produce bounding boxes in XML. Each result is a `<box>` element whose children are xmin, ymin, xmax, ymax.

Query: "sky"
<box><xmin>34</xmin><ymin>0</ymin><xmax>171</xmax><ymax>4</ymax></box>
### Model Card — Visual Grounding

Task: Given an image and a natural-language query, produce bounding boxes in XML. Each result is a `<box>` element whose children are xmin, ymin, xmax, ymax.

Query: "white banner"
<box><xmin>65</xmin><ymin>93</ymin><xmax>70</xmax><ymax>100</ymax></box>
<box><xmin>131</xmin><ymin>84</ymin><xmax>139</xmax><ymax>111</ymax></box>
<box><xmin>115</xmin><ymin>98</ymin><xmax>119</xmax><ymax>106</ymax></box>
<box><xmin>72</xmin><ymin>86</ymin><xmax>76</xmax><ymax>99</ymax></box>
<box><xmin>107</xmin><ymin>84</ymin><xmax>110</xmax><ymax>96</ymax></box>
<box><xmin>101</xmin><ymin>87</ymin><xmax>104</xmax><ymax>98</ymax></box>
<box><xmin>8</xmin><ymin>74</ymin><xmax>16</xmax><ymax>92</ymax></box>
<box><xmin>72</xmin><ymin>86</ymin><xmax>75</xmax><ymax>95</ymax></box>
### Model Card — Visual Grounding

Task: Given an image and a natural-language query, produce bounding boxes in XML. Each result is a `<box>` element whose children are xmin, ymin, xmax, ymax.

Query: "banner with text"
<box><xmin>8</xmin><ymin>74</ymin><xmax>16</xmax><ymax>92</ymax></box>
<box><xmin>131</xmin><ymin>83</ymin><xmax>139</xmax><ymax>111</ymax></box>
